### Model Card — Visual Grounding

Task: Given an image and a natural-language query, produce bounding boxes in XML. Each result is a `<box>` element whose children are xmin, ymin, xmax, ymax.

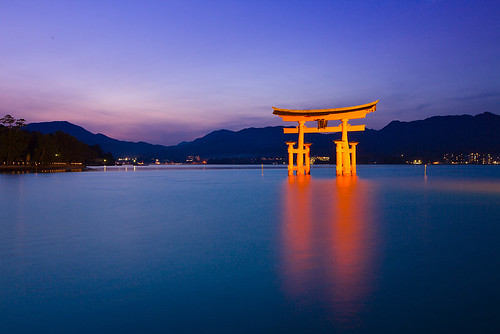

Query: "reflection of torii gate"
<box><xmin>273</xmin><ymin>100</ymin><xmax>378</xmax><ymax>176</ymax></box>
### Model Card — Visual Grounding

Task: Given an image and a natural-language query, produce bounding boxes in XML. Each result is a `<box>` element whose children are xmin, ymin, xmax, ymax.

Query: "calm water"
<box><xmin>1</xmin><ymin>165</ymin><xmax>499</xmax><ymax>333</ymax></box>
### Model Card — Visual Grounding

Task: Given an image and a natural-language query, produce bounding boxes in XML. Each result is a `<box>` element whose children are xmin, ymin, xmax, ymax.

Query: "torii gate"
<box><xmin>273</xmin><ymin>100</ymin><xmax>378</xmax><ymax>176</ymax></box>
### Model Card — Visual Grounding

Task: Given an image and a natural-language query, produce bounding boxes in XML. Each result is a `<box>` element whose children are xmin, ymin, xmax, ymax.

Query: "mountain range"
<box><xmin>26</xmin><ymin>112</ymin><xmax>500</xmax><ymax>163</ymax></box>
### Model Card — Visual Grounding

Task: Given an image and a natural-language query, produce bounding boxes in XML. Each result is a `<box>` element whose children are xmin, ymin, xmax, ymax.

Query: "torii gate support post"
<box><xmin>286</xmin><ymin>141</ymin><xmax>296</xmax><ymax>176</ymax></box>
<box><xmin>304</xmin><ymin>143</ymin><xmax>312</xmax><ymax>175</ymax></box>
<box><xmin>334</xmin><ymin>140</ymin><xmax>343</xmax><ymax>175</ymax></box>
<box><xmin>350</xmin><ymin>142</ymin><xmax>358</xmax><ymax>175</ymax></box>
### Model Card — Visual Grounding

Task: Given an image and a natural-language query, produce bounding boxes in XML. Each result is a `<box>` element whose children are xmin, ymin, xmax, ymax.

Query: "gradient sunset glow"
<box><xmin>1</xmin><ymin>0</ymin><xmax>499</xmax><ymax>145</ymax></box>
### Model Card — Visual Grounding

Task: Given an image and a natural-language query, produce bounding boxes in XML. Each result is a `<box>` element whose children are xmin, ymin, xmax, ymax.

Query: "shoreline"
<box><xmin>0</xmin><ymin>163</ymin><xmax>87</xmax><ymax>173</ymax></box>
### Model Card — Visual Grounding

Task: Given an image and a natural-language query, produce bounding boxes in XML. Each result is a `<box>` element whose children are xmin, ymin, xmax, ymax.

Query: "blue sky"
<box><xmin>1</xmin><ymin>0</ymin><xmax>499</xmax><ymax>144</ymax></box>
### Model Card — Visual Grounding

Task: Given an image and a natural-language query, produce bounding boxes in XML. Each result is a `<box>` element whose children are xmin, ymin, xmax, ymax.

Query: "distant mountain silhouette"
<box><xmin>353</xmin><ymin>111</ymin><xmax>500</xmax><ymax>162</ymax></box>
<box><xmin>27</xmin><ymin>112</ymin><xmax>500</xmax><ymax>163</ymax></box>
<box><xmin>26</xmin><ymin>121</ymin><xmax>169</xmax><ymax>158</ymax></box>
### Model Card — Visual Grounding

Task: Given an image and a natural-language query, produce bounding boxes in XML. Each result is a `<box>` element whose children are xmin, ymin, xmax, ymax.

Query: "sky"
<box><xmin>1</xmin><ymin>0</ymin><xmax>499</xmax><ymax>145</ymax></box>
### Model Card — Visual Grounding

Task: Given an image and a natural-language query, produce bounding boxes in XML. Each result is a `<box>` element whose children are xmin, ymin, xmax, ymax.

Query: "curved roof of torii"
<box><xmin>272</xmin><ymin>100</ymin><xmax>379</xmax><ymax>117</ymax></box>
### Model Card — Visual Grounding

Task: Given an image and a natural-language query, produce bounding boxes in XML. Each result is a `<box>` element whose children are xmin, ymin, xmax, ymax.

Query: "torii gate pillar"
<box><xmin>334</xmin><ymin>119</ymin><xmax>360</xmax><ymax>176</ymax></box>
<box><xmin>285</xmin><ymin>121</ymin><xmax>312</xmax><ymax>176</ymax></box>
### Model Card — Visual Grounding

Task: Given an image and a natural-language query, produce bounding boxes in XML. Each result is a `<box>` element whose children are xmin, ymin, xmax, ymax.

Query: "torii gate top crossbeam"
<box><xmin>273</xmin><ymin>100</ymin><xmax>378</xmax><ymax>122</ymax></box>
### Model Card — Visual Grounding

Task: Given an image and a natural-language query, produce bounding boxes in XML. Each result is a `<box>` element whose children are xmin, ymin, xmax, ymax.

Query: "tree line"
<box><xmin>0</xmin><ymin>115</ymin><xmax>114</xmax><ymax>165</ymax></box>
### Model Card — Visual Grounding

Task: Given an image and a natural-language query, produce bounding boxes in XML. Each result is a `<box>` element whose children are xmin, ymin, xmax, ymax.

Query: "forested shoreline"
<box><xmin>1</xmin><ymin>115</ymin><xmax>114</xmax><ymax>170</ymax></box>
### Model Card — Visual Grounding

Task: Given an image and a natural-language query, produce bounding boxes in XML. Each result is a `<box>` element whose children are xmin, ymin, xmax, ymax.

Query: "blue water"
<box><xmin>1</xmin><ymin>165</ymin><xmax>499</xmax><ymax>333</ymax></box>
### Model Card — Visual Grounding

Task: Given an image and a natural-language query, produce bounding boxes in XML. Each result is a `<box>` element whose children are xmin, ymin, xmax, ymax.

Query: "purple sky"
<box><xmin>1</xmin><ymin>0</ymin><xmax>499</xmax><ymax>145</ymax></box>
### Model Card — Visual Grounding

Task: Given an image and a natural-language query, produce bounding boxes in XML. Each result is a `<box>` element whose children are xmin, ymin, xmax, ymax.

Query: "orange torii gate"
<box><xmin>273</xmin><ymin>100</ymin><xmax>378</xmax><ymax>176</ymax></box>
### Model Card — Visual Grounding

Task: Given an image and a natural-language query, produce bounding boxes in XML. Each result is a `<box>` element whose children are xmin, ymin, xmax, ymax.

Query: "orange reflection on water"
<box><xmin>282</xmin><ymin>175</ymin><xmax>313</xmax><ymax>296</ymax></box>
<box><xmin>281</xmin><ymin>175</ymin><xmax>378</xmax><ymax>325</ymax></box>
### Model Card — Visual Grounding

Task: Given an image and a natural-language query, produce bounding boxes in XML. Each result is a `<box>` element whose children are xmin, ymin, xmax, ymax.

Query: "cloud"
<box><xmin>452</xmin><ymin>91</ymin><xmax>500</xmax><ymax>102</ymax></box>
<box><xmin>416</xmin><ymin>103</ymin><xmax>432</xmax><ymax>110</ymax></box>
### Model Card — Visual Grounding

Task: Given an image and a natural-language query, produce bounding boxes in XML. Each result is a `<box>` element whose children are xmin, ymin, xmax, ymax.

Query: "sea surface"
<box><xmin>1</xmin><ymin>165</ymin><xmax>499</xmax><ymax>333</ymax></box>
